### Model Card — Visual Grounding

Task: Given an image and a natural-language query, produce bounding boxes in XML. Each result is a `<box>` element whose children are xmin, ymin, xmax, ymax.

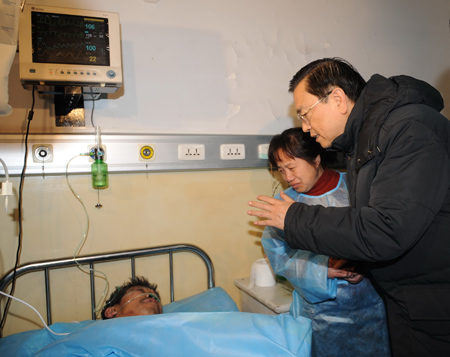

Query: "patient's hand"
<box><xmin>327</xmin><ymin>257</ymin><xmax>364</xmax><ymax>284</ymax></box>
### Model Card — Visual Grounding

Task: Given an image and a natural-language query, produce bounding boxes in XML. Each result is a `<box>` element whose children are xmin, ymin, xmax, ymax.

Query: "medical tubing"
<box><xmin>91</xmin><ymin>96</ymin><xmax>95</xmax><ymax>126</ymax></box>
<box><xmin>115</xmin><ymin>293</ymin><xmax>161</xmax><ymax>314</ymax></box>
<box><xmin>66</xmin><ymin>154</ymin><xmax>109</xmax><ymax>313</ymax></box>
<box><xmin>0</xmin><ymin>158</ymin><xmax>9</xmax><ymax>182</ymax></box>
<box><xmin>89</xmin><ymin>88</ymin><xmax>97</xmax><ymax>127</ymax></box>
<box><xmin>269</xmin><ymin>165</ymin><xmax>283</xmax><ymax>198</ymax></box>
<box><xmin>0</xmin><ymin>291</ymin><xmax>70</xmax><ymax>336</ymax></box>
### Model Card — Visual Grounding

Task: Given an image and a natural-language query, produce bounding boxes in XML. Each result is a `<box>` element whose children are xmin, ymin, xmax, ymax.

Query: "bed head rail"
<box><xmin>0</xmin><ymin>244</ymin><xmax>215</xmax><ymax>325</ymax></box>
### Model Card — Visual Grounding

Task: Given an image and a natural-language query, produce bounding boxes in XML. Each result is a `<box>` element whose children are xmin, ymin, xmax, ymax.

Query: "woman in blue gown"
<box><xmin>262</xmin><ymin>128</ymin><xmax>390</xmax><ymax>356</ymax></box>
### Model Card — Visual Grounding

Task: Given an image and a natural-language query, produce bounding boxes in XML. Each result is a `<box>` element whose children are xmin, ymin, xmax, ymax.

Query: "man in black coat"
<box><xmin>248</xmin><ymin>57</ymin><xmax>450</xmax><ymax>356</ymax></box>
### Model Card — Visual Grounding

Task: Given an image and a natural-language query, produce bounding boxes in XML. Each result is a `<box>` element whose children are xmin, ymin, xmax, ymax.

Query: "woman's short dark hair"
<box><xmin>268</xmin><ymin>128</ymin><xmax>336</xmax><ymax>168</ymax></box>
<box><xmin>289</xmin><ymin>57</ymin><xmax>366</xmax><ymax>102</ymax></box>
<box><xmin>101</xmin><ymin>276</ymin><xmax>160</xmax><ymax>319</ymax></box>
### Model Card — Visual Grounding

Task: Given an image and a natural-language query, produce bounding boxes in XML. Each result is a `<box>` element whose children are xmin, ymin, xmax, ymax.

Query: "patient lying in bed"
<box><xmin>0</xmin><ymin>281</ymin><xmax>313</xmax><ymax>356</ymax></box>
<box><xmin>101</xmin><ymin>276</ymin><xmax>162</xmax><ymax>319</ymax></box>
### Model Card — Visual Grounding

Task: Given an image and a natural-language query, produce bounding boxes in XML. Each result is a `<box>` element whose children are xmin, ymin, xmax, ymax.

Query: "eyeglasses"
<box><xmin>297</xmin><ymin>91</ymin><xmax>332</xmax><ymax>125</ymax></box>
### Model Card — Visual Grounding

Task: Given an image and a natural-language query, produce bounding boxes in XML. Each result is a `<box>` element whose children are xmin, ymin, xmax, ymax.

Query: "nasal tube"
<box><xmin>116</xmin><ymin>292</ymin><xmax>161</xmax><ymax>313</ymax></box>
<box><xmin>148</xmin><ymin>292</ymin><xmax>161</xmax><ymax>303</ymax></box>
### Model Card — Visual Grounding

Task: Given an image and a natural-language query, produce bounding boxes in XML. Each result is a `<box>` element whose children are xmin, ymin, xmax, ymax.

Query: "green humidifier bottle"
<box><xmin>91</xmin><ymin>126</ymin><xmax>109</xmax><ymax>189</ymax></box>
<box><xmin>91</xmin><ymin>157</ymin><xmax>108</xmax><ymax>189</ymax></box>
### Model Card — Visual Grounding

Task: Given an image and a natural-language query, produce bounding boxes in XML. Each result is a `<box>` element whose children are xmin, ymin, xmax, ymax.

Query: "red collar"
<box><xmin>306</xmin><ymin>167</ymin><xmax>340</xmax><ymax>196</ymax></box>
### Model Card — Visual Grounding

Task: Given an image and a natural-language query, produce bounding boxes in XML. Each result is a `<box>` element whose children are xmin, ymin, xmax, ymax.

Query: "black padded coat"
<box><xmin>284</xmin><ymin>74</ymin><xmax>450</xmax><ymax>311</ymax></box>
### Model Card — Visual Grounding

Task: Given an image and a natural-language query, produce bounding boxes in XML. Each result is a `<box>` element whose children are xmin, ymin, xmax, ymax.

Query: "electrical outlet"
<box><xmin>139</xmin><ymin>144</ymin><xmax>156</xmax><ymax>161</ymax></box>
<box><xmin>178</xmin><ymin>144</ymin><xmax>205</xmax><ymax>160</ymax></box>
<box><xmin>220</xmin><ymin>144</ymin><xmax>245</xmax><ymax>160</ymax></box>
<box><xmin>258</xmin><ymin>143</ymin><xmax>270</xmax><ymax>159</ymax></box>
<box><xmin>32</xmin><ymin>144</ymin><xmax>53</xmax><ymax>163</ymax></box>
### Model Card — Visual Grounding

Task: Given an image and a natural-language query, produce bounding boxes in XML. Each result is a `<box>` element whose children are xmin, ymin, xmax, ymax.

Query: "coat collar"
<box><xmin>331</xmin><ymin>74</ymin><xmax>444</xmax><ymax>172</ymax></box>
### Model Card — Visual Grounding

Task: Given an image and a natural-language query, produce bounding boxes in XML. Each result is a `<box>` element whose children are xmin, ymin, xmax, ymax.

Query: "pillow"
<box><xmin>163</xmin><ymin>286</ymin><xmax>239</xmax><ymax>313</ymax></box>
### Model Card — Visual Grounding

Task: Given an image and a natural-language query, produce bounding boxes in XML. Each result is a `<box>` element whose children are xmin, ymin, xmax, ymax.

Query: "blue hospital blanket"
<box><xmin>0</xmin><ymin>287</ymin><xmax>312</xmax><ymax>356</ymax></box>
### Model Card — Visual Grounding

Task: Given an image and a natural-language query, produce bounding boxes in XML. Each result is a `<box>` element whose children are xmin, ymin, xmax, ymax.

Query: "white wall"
<box><xmin>2</xmin><ymin>0</ymin><xmax>450</xmax><ymax>133</ymax></box>
<box><xmin>1</xmin><ymin>0</ymin><xmax>450</xmax><ymax>336</ymax></box>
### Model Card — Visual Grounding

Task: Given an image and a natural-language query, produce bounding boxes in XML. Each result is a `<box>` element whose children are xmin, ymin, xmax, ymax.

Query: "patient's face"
<box><xmin>115</xmin><ymin>286</ymin><xmax>162</xmax><ymax>317</ymax></box>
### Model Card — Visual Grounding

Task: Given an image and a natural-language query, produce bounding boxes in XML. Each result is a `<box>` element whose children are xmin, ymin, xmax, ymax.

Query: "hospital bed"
<box><xmin>0</xmin><ymin>243</ymin><xmax>311</xmax><ymax>356</ymax></box>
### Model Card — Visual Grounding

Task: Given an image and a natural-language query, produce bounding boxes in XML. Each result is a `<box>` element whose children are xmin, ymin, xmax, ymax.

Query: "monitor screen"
<box><xmin>19</xmin><ymin>4</ymin><xmax>122</xmax><ymax>93</ymax></box>
<box><xmin>31</xmin><ymin>11</ymin><xmax>110</xmax><ymax>67</ymax></box>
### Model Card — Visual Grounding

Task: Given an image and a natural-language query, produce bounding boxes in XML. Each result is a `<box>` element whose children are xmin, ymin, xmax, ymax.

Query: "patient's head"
<box><xmin>101</xmin><ymin>276</ymin><xmax>162</xmax><ymax>319</ymax></box>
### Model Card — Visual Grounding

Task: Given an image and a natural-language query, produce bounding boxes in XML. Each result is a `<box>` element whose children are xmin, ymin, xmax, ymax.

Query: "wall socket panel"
<box><xmin>1</xmin><ymin>134</ymin><xmax>274</xmax><ymax>175</ymax></box>
<box><xmin>178</xmin><ymin>144</ymin><xmax>205</xmax><ymax>160</ymax></box>
<box><xmin>257</xmin><ymin>143</ymin><xmax>270</xmax><ymax>159</ymax></box>
<box><xmin>220</xmin><ymin>144</ymin><xmax>245</xmax><ymax>160</ymax></box>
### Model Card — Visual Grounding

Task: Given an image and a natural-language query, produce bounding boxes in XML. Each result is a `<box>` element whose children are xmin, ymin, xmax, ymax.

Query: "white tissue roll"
<box><xmin>250</xmin><ymin>258</ymin><xmax>276</xmax><ymax>287</ymax></box>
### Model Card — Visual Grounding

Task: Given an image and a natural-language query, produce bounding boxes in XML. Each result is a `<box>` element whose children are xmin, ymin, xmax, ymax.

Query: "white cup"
<box><xmin>249</xmin><ymin>258</ymin><xmax>276</xmax><ymax>287</ymax></box>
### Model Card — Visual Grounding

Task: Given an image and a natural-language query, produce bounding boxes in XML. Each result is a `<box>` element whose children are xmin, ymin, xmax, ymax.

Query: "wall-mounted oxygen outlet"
<box><xmin>32</xmin><ymin>145</ymin><xmax>53</xmax><ymax>163</ymax></box>
<box><xmin>87</xmin><ymin>145</ymin><xmax>107</xmax><ymax>162</ymax></box>
<box><xmin>178</xmin><ymin>144</ymin><xmax>205</xmax><ymax>160</ymax></box>
<box><xmin>220</xmin><ymin>144</ymin><xmax>245</xmax><ymax>160</ymax></box>
<box><xmin>139</xmin><ymin>144</ymin><xmax>156</xmax><ymax>161</ymax></box>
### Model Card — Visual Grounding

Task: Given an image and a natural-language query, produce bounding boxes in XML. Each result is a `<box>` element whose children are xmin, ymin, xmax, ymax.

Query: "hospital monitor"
<box><xmin>19</xmin><ymin>4</ymin><xmax>122</xmax><ymax>94</ymax></box>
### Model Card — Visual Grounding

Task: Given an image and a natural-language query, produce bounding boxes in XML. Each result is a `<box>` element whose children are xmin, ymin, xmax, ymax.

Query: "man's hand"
<box><xmin>247</xmin><ymin>191</ymin><xmax>295</xmax><ymax>230</ymax></box>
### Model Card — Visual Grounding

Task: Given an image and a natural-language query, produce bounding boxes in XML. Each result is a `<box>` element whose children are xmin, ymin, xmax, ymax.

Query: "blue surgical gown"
<box><xmin>262</xmin><ymin>173</ymin><xmax>390</xmax><ymax>356</ymax></box>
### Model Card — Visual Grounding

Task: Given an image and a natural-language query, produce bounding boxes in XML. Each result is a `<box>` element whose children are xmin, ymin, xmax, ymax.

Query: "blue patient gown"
<box><xmin>262</xmin><ymin>173</ymin><xmax>390</xmax><ymax>356</ymax></box>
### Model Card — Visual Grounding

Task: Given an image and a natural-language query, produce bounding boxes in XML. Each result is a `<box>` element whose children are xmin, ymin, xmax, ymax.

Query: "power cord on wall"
<box><xmin>0</xmin><ymin>86</ymin><xmax>35</xmax><ymax>333</ymax></box>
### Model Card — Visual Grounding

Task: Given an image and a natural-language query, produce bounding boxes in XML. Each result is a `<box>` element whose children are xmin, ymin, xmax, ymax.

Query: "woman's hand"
<box><xmin>328</xmin><ymin>257</ymin><xmax>364</xmax><ymax>284</ymax></box>
<box><xmin>344</xmin><ymin>273</ymin><xmax>364</xmax><ymax>284</ymax></box>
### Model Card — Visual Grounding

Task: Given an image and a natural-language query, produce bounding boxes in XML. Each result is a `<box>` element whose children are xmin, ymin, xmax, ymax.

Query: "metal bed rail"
<box><xmin>0</xmin><ymin>244</ymin><xmax>215</xmax><ymax>325</ymax></box>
